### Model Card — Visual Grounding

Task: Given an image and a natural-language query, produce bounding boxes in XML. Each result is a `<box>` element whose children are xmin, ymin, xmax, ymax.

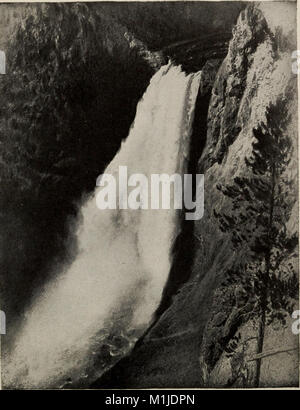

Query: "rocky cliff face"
<box><xmin>1</xmin><ymin>2</ymin><xmax>297</xmax><ymax>389</ymax></box>
<box><xmin>0</xmin><ymin>2</ymin><xmax>244</xmax><ymax>388</ymax></box>
<box><xmin>0</xmin><ymin>2</ymin><xmax>242</xmax><ymax>328</ymax></box>
<box><xmin>196</xmin><ymin>4</ymin><xmax>298</xmax><ymax>387</ymax></box>
<box><xmin>94</xmin><ymin>3</ymin><xmax>298</xmax><ymax>388</ymax></box>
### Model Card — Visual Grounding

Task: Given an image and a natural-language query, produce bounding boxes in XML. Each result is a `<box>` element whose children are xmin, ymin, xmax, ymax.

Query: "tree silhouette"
<box><xmin>214</xmin><ymin>99</ymin><xmax>298</xmax><ymax>387</ymax></box>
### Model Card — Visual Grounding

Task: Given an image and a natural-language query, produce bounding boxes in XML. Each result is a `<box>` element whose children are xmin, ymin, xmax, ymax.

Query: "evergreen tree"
<box><xmin>214</xmin><ymin>99</ymin><xmax>298</xmax><ymax>387</ymax></box>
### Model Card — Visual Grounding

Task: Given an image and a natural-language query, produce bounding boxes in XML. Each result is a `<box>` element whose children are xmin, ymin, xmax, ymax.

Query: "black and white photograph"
<box><xmin>0</xmin><ymin>0</ymin><xmax>298</xmax><ymax>390</ymax></box>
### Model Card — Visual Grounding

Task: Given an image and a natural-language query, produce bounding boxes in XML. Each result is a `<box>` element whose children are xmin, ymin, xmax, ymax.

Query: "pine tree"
<box><xmin>214</xmin><ymin>99</ymin><xmax>298</xmax><ymax>387</ymax></box>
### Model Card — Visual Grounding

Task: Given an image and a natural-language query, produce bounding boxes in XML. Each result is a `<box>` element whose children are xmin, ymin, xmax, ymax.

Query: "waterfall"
<box><xmin>3</xmin><ymin>63</ymin><xmax>201</xmax><ymax>388</ymax></box>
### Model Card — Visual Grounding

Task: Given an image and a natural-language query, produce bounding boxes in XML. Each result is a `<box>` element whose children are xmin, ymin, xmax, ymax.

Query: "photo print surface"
<box><xmin>0</xmin><ymin>1</ymin><xmax>298</xmax><ymax>389</ymax></box>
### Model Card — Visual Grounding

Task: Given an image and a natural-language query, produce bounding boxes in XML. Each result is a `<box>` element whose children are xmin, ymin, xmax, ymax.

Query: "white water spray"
<box><xmin>3</xmin><ymin>63</ymin><xmax>201</xmax><ymax>388</ymax></box>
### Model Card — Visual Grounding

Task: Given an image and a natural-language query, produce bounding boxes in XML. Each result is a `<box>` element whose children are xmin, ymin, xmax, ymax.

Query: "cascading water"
<box><xmin>3</xmin><ymin>63</ymin><xmax>201</xmax><ymax>388</ymax></box>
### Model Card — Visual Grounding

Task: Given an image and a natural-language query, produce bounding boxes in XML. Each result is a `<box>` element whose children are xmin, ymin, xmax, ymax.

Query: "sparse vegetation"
<box><xmin>214</xmin><ymin>99</ymin><xmax>298</xmax><ymax>386</ymax></box>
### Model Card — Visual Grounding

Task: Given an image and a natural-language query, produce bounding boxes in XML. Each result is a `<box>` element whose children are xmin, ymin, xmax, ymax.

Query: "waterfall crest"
<box><xmin>3</xmin><ymin>63</ymin><xmax>201</xmax><ymax>388</ymax></box>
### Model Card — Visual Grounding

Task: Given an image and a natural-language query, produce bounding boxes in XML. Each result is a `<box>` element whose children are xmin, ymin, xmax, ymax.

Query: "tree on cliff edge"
<box><xmin>214</xmin><ymin>99</ymin><xmax>298</xmax><ymax>387</ymax></box>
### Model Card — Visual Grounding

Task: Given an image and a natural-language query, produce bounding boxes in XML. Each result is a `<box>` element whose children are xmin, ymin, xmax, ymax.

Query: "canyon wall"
<box><xmin>95</xmin><ymin>3</ymin><xmax>298</xmax><ymax>388</ymax></box>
